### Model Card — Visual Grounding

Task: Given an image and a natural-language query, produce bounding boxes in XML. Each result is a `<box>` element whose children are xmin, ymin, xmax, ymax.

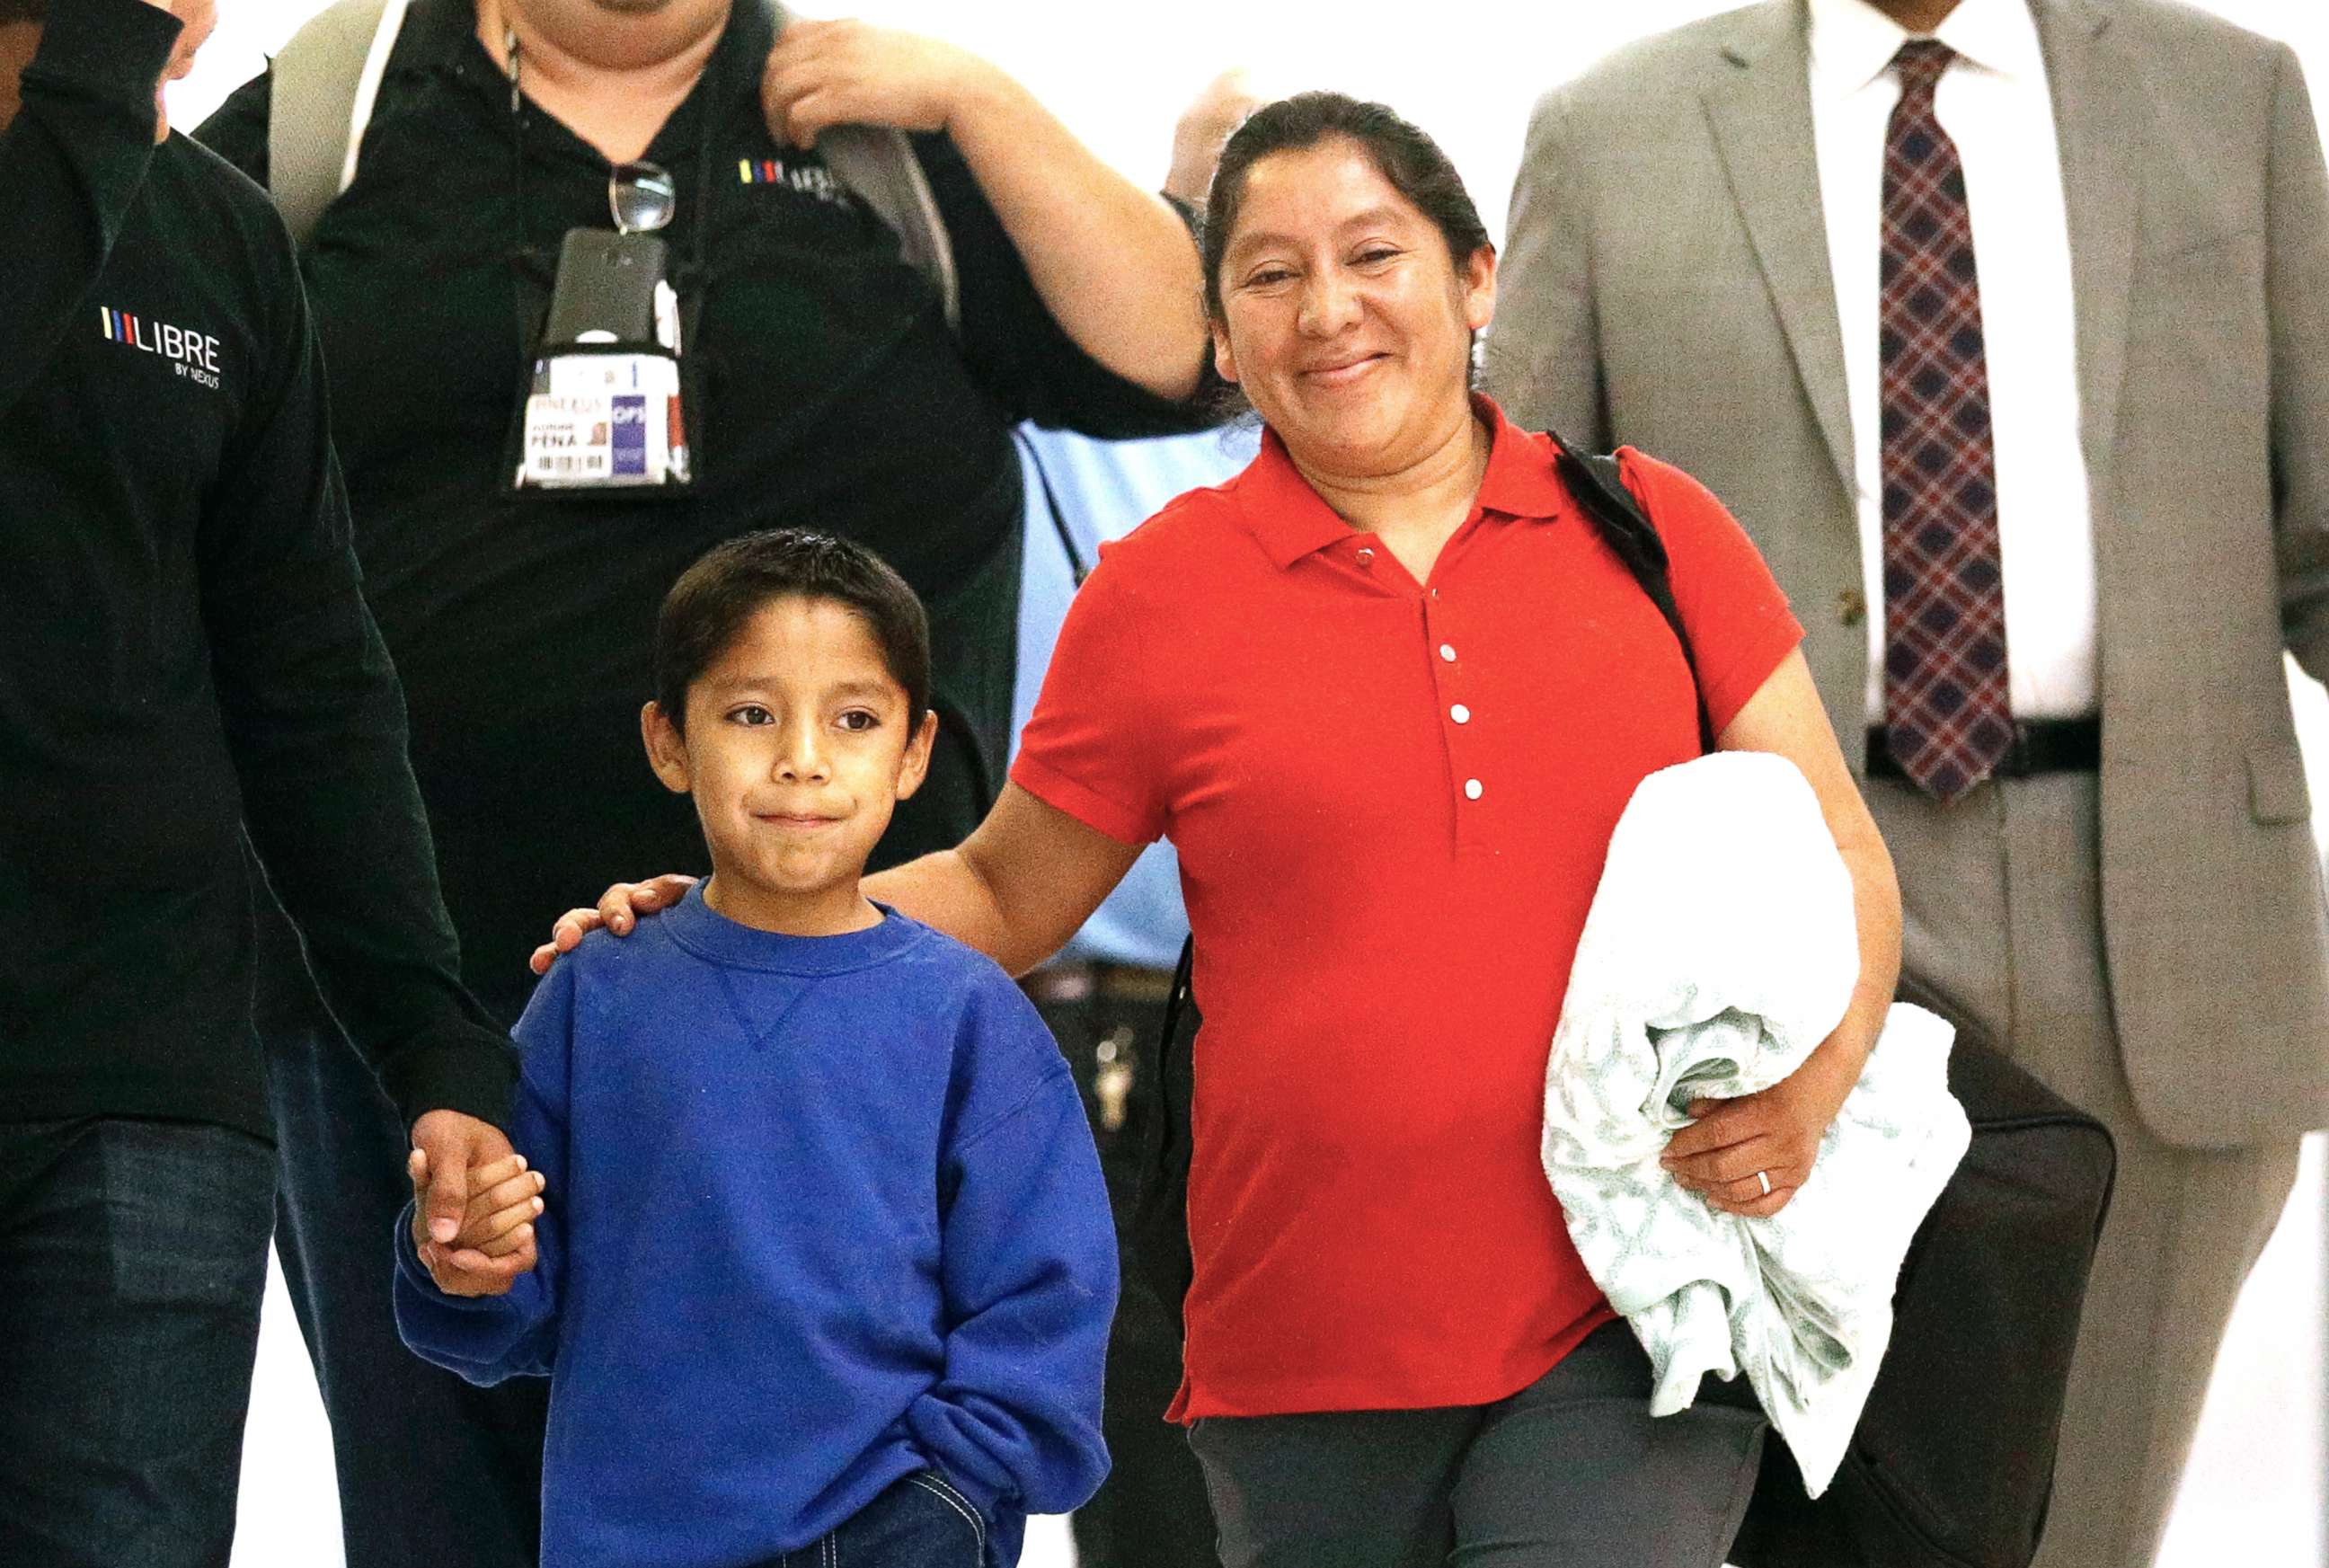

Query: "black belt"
<box><xmin>1864</xmin><ymin>718</ymin><xmax>2100</xmax><ymax>782</ymax></box>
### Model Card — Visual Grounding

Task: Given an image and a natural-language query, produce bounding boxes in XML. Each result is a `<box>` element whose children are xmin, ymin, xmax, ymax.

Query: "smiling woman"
<box><xmin>1049</xmin><ymin>94</ymin><xmax>1895</xmax><ymax>1566</ymax></box>
<box><xmin>1200</xmin><ymin>95</ymin><xmax>1498</xmax><ymax>580</ymax></box>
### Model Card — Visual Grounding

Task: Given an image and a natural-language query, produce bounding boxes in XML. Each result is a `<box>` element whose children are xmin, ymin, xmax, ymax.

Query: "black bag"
<box><xmin>1125</xmin><ymin>437</ymin><xmax>2119</xmax><ymax>1568</ymax></box>
<box><xmin>1730</xmin><ymin>974</ymin><xmax>2116</xmax><ymax>1568</ymax></box>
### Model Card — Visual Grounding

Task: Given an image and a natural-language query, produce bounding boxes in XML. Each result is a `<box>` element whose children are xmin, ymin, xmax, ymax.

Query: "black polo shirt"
<box><xmin>198</xmin><ymin>0</ymin><xmax>1210</xmax><ymax>1020</ymax></box>
<box><xmin>1</xmin><ymin>0</ymin><xmax>514</xmax><ymax>1138</ymax></box>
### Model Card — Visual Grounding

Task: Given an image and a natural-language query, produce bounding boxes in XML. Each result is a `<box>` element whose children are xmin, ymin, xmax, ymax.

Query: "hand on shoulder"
<box><xmin>528</xmin><ymin>873</ymin><xmax>699</xmax><ymax>975</ymax></box>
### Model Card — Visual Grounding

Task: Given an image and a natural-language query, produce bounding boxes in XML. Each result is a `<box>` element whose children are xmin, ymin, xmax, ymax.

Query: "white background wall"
<box><xmin>157</xmin><ymin>2</ymin><xmax>2329</xmax><ymax>1564</ymax></box>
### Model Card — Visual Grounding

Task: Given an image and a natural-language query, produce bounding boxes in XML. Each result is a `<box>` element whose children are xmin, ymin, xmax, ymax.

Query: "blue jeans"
<box><xmin>0</xmin><ymin>1115</ymin><xmax>277</xmax><ymax>1567</ymax></box>
<box><xmin>757</xmin><ymin>1473</ymin><xmax>989</xmax><ymax>1568</ymax></box>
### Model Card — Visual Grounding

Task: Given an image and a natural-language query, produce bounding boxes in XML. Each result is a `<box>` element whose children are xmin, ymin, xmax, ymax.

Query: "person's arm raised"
<box><xmin>531</xmin><ymin>784</ymin><xmax>1143</xmax><ymax>979</ymax></box>
<box><xmin>760</xmin><ymin>20</ymin><xmax>1208</xmax><ymax>401</ymax></box>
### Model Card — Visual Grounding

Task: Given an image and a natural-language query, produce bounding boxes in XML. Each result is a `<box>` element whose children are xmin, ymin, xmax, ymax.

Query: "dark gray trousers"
<box><xmin>1186</xmin><ymin>1322</ymin><xmax>1764</xmax><ymax>1568</ymax></box>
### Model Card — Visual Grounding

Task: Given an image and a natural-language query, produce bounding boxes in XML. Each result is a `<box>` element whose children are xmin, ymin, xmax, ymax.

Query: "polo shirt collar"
<box><xmin>1236</xmin><ymin>395</ymin><xmax>1572</xmax><ymax>571</ymax></box>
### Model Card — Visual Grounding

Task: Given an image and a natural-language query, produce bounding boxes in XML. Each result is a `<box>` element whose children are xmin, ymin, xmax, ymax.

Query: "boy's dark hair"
<box><xmin>1201</xmin><ymin>92</ymin><xmax>1492</xmax><ymax>322</ymax></box>
<box><xmin>0</xmin><ymin>0</ymin><xmax>48</xmax><ymax>22</ymax></box>
<box><xmin>653</xmin><ymin>529</ymin><xmax>931</xmax><ymax>733</ymax></box>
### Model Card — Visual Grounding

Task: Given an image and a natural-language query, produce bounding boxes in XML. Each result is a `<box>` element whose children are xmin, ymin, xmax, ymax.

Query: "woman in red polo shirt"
<box><xmin>554</xmin><ymin>92</ymin><xmax>1900</xmax><ymax>1568</ymax></box>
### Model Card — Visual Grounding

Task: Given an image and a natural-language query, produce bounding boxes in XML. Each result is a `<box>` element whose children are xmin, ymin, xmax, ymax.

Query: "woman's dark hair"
<box><xmin>1201</xmin><ymin>92</ymin><xmax>1492</xmax><ymax>320</ymax></box>
<box><xmin>0</xmin><ymin>0</ymin><xmax>48</xmax><ymax>22</ymax></box>
<box><xmin>653</xmin><ymin>528</ymin><xmax>930</xmax><ymax>733</ymax></box>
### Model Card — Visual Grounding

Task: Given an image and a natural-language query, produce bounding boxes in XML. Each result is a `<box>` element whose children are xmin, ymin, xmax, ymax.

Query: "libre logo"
<box><xmin>99</xmin><ymin>306</ymin><xmax>222</xmax><ymax>389</ymax></box>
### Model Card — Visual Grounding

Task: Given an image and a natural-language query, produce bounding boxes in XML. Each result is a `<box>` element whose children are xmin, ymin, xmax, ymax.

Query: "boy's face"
<box><xmin>642</xmin><ymin>595</ymin><xmax>934</xmax><ymax>935</ymax></box>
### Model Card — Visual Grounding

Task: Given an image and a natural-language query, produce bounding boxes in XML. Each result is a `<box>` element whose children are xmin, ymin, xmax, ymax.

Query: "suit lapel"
<box><xmin>2035</xmin><ymin>0</ymin><xmax>2138</xmax><ymax>501</ymax></box>
<box><xmin>1702</xmin><ymin>2</ymin><xmax>1856</xmax><ymax>499</ymax></box>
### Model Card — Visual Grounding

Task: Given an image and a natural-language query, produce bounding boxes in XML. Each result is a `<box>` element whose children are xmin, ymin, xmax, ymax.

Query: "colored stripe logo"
<box><xmin>95</xmin><ymin>305</ymin><xmax>225</xmax><ymax>386</ymax></box>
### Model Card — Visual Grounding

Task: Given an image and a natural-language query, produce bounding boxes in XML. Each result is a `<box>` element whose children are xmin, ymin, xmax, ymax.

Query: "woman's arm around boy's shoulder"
<box><xmin>392</xmin><ymin>950</ymin><xmax>582</xmax><ymax>1385</ymax></box>
<box><xmin>907</xmin><ymin>955</ymin><xmax>1119</xmax><ymax>1525</ymax></box>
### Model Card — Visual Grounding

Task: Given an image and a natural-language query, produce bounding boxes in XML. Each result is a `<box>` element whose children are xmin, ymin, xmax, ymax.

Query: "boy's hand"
<box><xmin>431</xmin><ymin>1152</ymin><xmax>545</xmax><ymax>1258</ymax></box>
<box><xmin>528</xmin><ymin>873</ymin><xmax>696</xmax><ymax>974</ymax></box>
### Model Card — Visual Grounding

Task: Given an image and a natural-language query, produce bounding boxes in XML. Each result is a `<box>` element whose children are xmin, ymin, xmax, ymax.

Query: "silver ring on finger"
<box><xmin>1756</xmin><ymin>1169</ymin><xmax>1772</xmax><ymax>1197</ymax></box>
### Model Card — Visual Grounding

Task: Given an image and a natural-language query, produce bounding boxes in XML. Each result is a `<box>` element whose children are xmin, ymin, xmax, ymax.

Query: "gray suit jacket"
<box><xmin>1486</xmin><ymin>0</ymin><xmax>2329</xmax><ymax>1147</ymax></box>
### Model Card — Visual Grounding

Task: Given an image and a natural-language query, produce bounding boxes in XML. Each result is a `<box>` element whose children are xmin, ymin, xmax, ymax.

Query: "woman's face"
<box><xmin>1211</xmin><ymin>137</ymin><xmax>1495</xmax><ymax>476</ymax></box>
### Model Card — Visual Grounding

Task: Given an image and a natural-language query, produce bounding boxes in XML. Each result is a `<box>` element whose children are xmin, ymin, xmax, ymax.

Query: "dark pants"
<box><xmin>755</xmin><ymin>1473</ymin><xmax>988</xmax><ymax>1568</ymax></box>
<box><xmin>1187</xmin><ymin>1323</ymin><xmax>1766</xmax><ymax>1568</ymax></box>
<box><xmin>1032</xmin><ymin>976</ymin><xmax>1218</xmax><ymax>1568</ymax></box>
<box><xmin>255</xmin><ymin>895</ymin><xmax>550</xmax><ymax>1568</ymax></box>
<box><xmin>0</xmin><ymin>1116</ymin><xmax>277</xmax><ymax>1568</ymax></box>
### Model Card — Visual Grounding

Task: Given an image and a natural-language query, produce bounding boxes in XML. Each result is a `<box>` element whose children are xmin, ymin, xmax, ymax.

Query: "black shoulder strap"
<box><xmin>1132</xmin><ymin>435</ymin><xmax>1721</xmax><ymax>1324</ymax></box>
<box><xmin>1552</xmin><ymin>439</ymin><xmax>1716</xmax><ymax>756</ymax></box>
<box><xmin>1127</xmin><ymin>932</ymin><xmax>1200</xmax><ymax>1316</ymax></box>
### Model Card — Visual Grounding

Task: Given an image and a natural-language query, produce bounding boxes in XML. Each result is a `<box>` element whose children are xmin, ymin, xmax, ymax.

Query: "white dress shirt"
<box><xmin>1808</xmin><ymin>0</ymin><xmax>2098</xmax><ymax>722</ymax></box>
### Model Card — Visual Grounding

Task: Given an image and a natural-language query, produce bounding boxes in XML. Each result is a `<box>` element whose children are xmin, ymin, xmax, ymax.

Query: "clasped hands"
<box><xmin>407</xmin><ymin>1109</ymin><xmax>545</xmax><ymax>1298</ymax></box>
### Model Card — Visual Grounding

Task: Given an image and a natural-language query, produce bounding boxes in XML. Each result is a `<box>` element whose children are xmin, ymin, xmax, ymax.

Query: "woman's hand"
<box><xmin>1660</xmin><ymin>1048</ymin><xmax>1855</xmax><ymax>1218</ymax></box>
<box><xmin>527</xmin><ymin>874</ymin><xmax>698</xmax><ymax>975</ymax></box>
<box><xmin>761</xmin><ymin>20</ymin><xmax>1006</xmax><ymax>150</ymax></box>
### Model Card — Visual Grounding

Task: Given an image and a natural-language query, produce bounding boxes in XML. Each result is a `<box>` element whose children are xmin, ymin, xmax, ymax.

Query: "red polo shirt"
<box><xmin>1013</xmin><ymin>400</ymin><xmax>1803</xmax><ymax>1420</ymax></box>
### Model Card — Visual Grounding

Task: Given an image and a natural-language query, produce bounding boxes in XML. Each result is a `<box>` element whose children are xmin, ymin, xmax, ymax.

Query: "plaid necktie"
<box><xmin>1879</xmin><ymin>40</ymin><xmax>2011</xmax><ymax>802</ymax></box>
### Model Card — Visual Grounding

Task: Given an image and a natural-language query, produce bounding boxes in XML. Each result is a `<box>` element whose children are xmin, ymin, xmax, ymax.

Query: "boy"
<box><xmin>394</xmin><ymin>530</ymin><xmax>1118</xmax><ymax>1568</ymax></box>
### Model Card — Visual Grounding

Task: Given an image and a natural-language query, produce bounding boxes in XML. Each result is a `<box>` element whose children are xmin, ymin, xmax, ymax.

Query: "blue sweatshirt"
<box><xmin>394</xmin><ymin>886</ymin><xmax>1117</xmax><ymax>1568</ymax></box>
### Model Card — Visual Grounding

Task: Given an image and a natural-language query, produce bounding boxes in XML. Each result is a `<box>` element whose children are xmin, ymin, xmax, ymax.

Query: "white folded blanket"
<box><xmin>1541</xmin><ymin>750</ymin><xmax>1970</xmax><ymax>1494</ymax></box>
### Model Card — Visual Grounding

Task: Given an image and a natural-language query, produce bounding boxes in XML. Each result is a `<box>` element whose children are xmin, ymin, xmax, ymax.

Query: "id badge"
<box><xmin>518</xmin><ymin>349</ymin><xmax>690</xmax><ymax>489</ymax></box>
<box><xmin>510</xmin><ymin>228</ymin><xmax>697</xmax><ymax>493</ymax></box>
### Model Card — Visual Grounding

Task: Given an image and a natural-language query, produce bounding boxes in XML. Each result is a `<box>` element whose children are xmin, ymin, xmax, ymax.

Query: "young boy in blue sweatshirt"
<box><xmin>394</xmin><ymin>529</ymin><xmax>1118</xmax><ymax>1568</ymax></box>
